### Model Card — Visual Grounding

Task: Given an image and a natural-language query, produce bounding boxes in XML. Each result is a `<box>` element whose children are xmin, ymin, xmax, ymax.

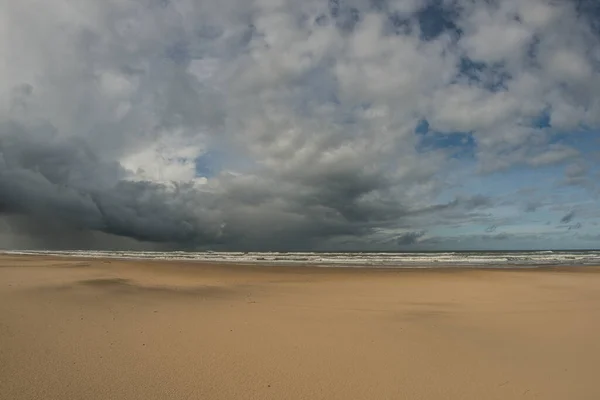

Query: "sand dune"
<box><xmin>1</xmin><ymin>255</ymin><xmax>599</xmax><ymax>399</ymax></box>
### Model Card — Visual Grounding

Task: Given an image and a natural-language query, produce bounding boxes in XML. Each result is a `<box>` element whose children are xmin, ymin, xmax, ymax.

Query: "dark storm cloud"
<box><xmin>0</xmin><ymin>123</ymin><xmax>224</xmax><ymax>246</ymax></box>
<box><xmin>0</xmin><ymin>120</ymin><xmax>418</xmax><ymax>249</ymax></box>
<box><xmin>0</xmin><ymin>215</ymin><xmax>170</xmax><ymax>251</ymax></box>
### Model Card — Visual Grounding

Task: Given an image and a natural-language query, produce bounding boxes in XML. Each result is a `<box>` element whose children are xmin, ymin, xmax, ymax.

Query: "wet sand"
<box><xmin>1</xmin><ymin>254</ymin><xmax>599</xmax><ymax>399</ymax></box>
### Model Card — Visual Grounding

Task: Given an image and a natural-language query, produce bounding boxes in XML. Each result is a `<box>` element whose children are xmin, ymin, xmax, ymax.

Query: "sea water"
<box><xmin>3</xmin><ymin>250</ymin><xmax>599</xmax><ymax>268</ymax></box>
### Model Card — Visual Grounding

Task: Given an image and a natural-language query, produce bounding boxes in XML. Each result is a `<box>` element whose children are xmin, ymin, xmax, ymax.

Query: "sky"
<box><xmin>1</xmin><ymin>0</ymin><xmax>600</xmax><ymax>251</ymax></box>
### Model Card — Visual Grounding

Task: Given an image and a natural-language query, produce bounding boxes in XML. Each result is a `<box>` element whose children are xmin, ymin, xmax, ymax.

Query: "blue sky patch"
<box><xmin>415</xmin><ymin>120</ymin><xmax>476</xmax><ymax>159</ymax></box>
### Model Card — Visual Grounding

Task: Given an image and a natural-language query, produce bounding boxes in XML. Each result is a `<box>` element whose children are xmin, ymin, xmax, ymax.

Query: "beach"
<box><xmin>1</xmin><ymin>254</ymin><xmax>599</xmax><ymax>400</ymax></box>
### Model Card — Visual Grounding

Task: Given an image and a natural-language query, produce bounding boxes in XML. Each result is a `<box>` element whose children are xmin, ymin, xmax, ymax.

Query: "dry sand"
<box><xmin>1</xmin><ymin>255</ymin><xmax>599</xmax><ymax>400</ymax></box>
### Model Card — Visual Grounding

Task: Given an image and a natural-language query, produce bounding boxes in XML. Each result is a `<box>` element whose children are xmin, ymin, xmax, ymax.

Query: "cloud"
<box><xmin>565</xmin><ymin>163</ymin><xmax>588</xmax><ymax>179</ymax></box>
<box><xmin>524</xmin><ymin>202</ymin><xmax>541</xmax><ymax>213</ymax></box>
<box><xmin>0</xmin><ymin>214</ymin><xmax>169</xmax><ymax>251</ymax></box>
<box><xmin>560</xmin><ymin>211</ymin><xmax>576</xmax><ymax>224</ymax></box>
<box><xmin>485</xmin><ymin>225</ymin><xmax>498</xmax><ymax>233</ymax></box>
<box><xmin>562</xmin><ymin>161</ymin><xmax>590</xmax><ymax>186</ymax></box>
<box><xmin>1</xmin><ymin>0</ymin><xmax>599</xmax><ymax>249</ymax></box>
<box><xmin>482</xmin><ymin>233</ymin><xmax>510</xmax><ymax>241</ymax></box>
<box><xmin>395</xmin><ymin>231</ymin><xmax>425</xmax><ymax>246</ymax></box>
<box><xmin>577</xmin><ymin>233</ymin><xmax>600</xmax><ymax>241</ymax></box>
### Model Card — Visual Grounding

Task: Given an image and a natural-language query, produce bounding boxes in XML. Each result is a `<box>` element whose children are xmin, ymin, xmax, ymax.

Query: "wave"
<box><xmin>2</xmin><ymin>250</ymin><xmax>599</xmax><ymax>268</ymax></box>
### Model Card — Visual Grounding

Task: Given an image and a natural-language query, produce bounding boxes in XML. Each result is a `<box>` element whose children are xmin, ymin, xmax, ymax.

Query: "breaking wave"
<box><xmin>2</xmin><ymin>250</ymin><xmax>599</xmax><ymax>268</ymax></box>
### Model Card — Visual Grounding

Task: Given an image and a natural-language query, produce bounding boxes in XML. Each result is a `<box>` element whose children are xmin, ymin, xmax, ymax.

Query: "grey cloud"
<box><xmin>482</xmin><ymin>233</ymin><xmax>510</xmax><ymax>241</ymax></box>
<box><xmin>416</xmin><ymin>230</ymin><xmax>576</xmax><ymax>250</ymax></box>
<box><xmin>0</xmin><ymin>215</ymin><xmax>170</xmax><ymax>251</ymax></box>
<box><xmin>414</xmin><ymin>195</ymin><xmax>494</xmax><ymax>215</ymax></box>
<box><xmin>577</xmin><ymin>233</ymin><xmax>600</xmax><ymax>241</ymax></box>
<box><xmin>524</xmin><ymin>202</ymin><xmax>541</xmax><ymax>213</ymax></box>
<box><xmin>527</xmin><ymin>146</ymin><xmax>579</xmax><ymax>168</ymax></box>
<box><xmin>395</xmin><ymin>231</ymin><xmax>426</xmax><ymax>246</ymax></box>
<box><xmin>560</xmin><ymin>211</ymin><xmax>576</xmax><ymax>224</ymax></box>
<box><xmin>562</xmin><ymin>162</ymin><xmax>590</xmax><ymax>186</ymax></box>
<box><xmin>0</xmin><ymin>129</ymin><xmax>223</xmax><ymax>245</ymax></box>
<box><xmin>565</xmin><ymin>162</ymin><xmax>588</xmax><ymax>179</ymax></box>
<box><xmin>461</xmin><ymin>195</ymin><xmax>493</xmax><ymax>209</ymax></box>
<box><xmin>485</xmin><ymin>225</ymin><xmax>498</xmax><ymax>233</ymax></box>
<box><xmin>0</xmin><ymin>120</ymin><xmax>419</xmax><ymax>249</ymax></box>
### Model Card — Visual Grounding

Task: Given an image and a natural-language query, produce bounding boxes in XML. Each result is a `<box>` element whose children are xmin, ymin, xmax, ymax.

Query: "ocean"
<box><xmin>2</xmin><ymin>250</ymin><xmax>600</xmax><ymax>268</ymax></box>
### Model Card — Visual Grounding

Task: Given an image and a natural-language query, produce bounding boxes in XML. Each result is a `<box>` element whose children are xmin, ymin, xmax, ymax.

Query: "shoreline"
<box><xmin>1</xmin><ymin>252</ymin><xmax>599</xmax><ymax>273</ymax></box>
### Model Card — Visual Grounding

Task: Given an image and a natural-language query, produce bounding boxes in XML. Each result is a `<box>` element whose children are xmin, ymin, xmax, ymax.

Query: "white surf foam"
<box><xmin>2</xmin><ymin>250</ymin><xmax>599</xmax><ymax>268</ymax></box>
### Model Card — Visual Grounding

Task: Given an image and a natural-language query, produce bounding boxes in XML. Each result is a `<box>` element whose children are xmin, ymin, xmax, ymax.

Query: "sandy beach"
<box><xmin>1</xmin><ymin>255</ymin><xmax>599</xmax><ymax>400</ymax></box>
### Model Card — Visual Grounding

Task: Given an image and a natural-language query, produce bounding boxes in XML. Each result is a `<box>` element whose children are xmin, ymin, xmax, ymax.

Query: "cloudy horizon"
<box><xmin>1</xmin><ymin>0</ymin><xmax>600</xmax><ymax>251</ymax></box>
